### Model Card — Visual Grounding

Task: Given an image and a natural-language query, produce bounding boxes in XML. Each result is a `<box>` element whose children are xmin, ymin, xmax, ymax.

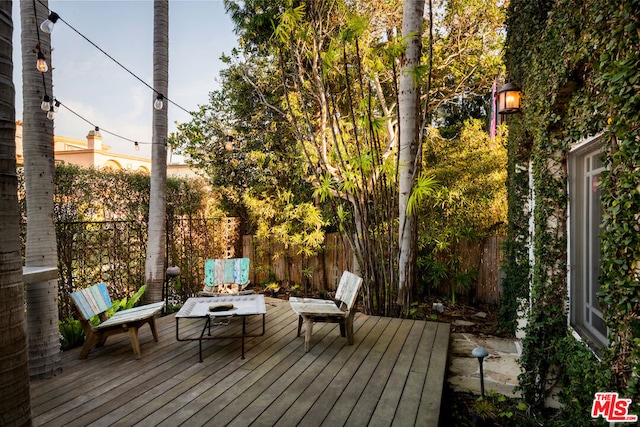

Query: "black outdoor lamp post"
<box><xmin>472</xmin><ymin>346</ymin><xmax>490</xmax><ymax>398</ymax></box>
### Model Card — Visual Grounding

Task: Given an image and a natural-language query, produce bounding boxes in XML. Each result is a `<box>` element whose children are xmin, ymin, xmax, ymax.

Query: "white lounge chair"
<box><xmin>289</xmin><ymin>271</ymin><xmax>363</xmax><ymax>352</ymax></box>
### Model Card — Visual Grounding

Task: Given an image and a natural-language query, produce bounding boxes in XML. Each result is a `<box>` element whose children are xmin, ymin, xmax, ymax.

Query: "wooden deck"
<box><xmin>30</xmin><ymin>298</ymin><xmax>450</xmax><ymax>427</ymax></box>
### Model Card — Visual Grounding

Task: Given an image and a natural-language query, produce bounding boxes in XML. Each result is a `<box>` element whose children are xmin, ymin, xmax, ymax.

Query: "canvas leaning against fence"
<box><xmin>203</xmin><ymin>258</ymin><xmax>250</xmax><ymax>293</ymax></box>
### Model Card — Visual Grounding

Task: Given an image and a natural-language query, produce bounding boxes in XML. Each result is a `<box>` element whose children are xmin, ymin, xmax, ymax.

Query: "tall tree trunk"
<box><xmin>0</xmin><ymin>2</ymin><xmax>32</xmax><ymax>423</ymax></box>
<box><xmin>145</xmin><ymin>0</ymin><xmax>168</xmax><ymax>303</ymax></box>
<box><xmin>397</xmin><ymin>0</ymin><xmax>425</xmax><ymax>312</ymax></box>
<box><xmin>20</xmin><ymin>0</ymin><xmax>61</xmax><ymax>378</ymax></box>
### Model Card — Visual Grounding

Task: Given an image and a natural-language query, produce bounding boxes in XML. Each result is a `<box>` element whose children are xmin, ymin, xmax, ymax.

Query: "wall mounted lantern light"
<box><xmin>497</xmin><ymin>82</ymin><xmax>521</xmax><ymax>115</ymax></box>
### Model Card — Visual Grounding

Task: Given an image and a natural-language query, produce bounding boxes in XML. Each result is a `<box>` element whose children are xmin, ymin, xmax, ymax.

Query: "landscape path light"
<box><xmin>472</xmin><ymin>346</ymin><xmax>489</xmax><ymax>398</ymax></box>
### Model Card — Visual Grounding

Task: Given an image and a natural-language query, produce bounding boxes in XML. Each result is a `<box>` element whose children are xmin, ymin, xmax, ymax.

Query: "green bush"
<box><xmin>59</xmin><ymin>318</ymin><xmax>85</xmax><ymax>350</ymax></box>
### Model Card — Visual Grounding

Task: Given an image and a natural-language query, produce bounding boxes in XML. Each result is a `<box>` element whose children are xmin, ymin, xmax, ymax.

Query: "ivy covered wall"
<box><xmin>502</xmin><ymin>0</ymin><xmax>640</xmax><ymax>423</ymax></box>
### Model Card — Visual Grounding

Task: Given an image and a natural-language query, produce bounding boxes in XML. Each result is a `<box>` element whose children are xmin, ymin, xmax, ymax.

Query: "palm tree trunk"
<box><xmin>20</xmin><ymin>0</ymin><xmax>61</xmax><ymax>378</ymax></box>
<box><xmin>145</xmin><ymin>0</ymin><xmax>169</xmax><ymax>303</ymax></box>
<box><xmin>0</xmin><ymin>2</ymin><xmax>33</xmax><ymax>423</ymax></box>
<box><xmin>397</xmin><ymin>0</ymin><xmax>425</xmax><ymax>311</ymax></box>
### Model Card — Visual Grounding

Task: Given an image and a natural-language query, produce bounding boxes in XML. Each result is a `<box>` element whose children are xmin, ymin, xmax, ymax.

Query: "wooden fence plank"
<box><xmin>243</xmin><ymin>233</ymin><xmax>504</xmax><ymax>304</ymax></box>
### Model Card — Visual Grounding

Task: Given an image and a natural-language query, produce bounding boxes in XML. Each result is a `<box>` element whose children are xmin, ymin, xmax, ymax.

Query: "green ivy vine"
<box><xmin>503</xmin><ymin>0</ymin><xmax>640</xmax><ymax>423</ymax></box>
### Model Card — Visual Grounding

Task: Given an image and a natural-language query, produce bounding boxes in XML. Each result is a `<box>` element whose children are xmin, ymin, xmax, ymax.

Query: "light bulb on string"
<box><xmin>40</xmin><ymin>12</ymin><xmax>59</xmax><ymax>34</ymax></box>
<box><xmin>134</xmin><ymin>141</ymin><xmax>140</xmax><ymax>151</ymax></box>
<box><xmin>46</xmin><ymin>105</ymin><xmax>55</xmax><ymax>120</ymax></box>
<box><xmin>40</xmin><ymin>95</ymin><xmax>51</xmax><ymax>111</ymax></box>
<box><xmin>225</xmin><ymin>135</ymin><xmax>234</xmax><ymax>151</ymax></box>
<box><xmin>36</xmin><ymin>50</ymin><xmax>48</xmax><ymax>72</ymax></box>
<box><xmin>53</xmin><ymin>99</ymin><xmax>60</xmax><ymax>113</ymax></box>
<box><xmin>154</xmin><ymin>93</ymin><xmax>164</xmax><ymax>110</ymax></box>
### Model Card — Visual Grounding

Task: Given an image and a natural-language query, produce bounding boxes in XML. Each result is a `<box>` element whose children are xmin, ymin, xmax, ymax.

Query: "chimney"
<box><xmin>87</xmin><ymin>127</ymin><xmax>102</xmax><ymax>150</ymax></box>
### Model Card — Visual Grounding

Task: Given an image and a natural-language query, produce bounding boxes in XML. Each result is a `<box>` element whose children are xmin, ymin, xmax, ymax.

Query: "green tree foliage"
<box><xmin>416</xmin><ymin>119</ymin><xmax>507</xmax><ymax>298</ymax></box>
<box><xmin>51</xmin><ymin>164</ymin><xmax>211</xmax><ymax>222</ymax></box>
<box><xmin>244</xmin><ymin>190</ymin><xmax>326</xmax><ymax>256</ymax></box>
<box><xmin>273</xmin><ymin>0</ymin><xmax>404</xmax><ymax>315</ymax></box>
<box><xmin>172</xmin><ymin>0</ymin><xmax>507</xmax><ymax>316</ymax></box>
<box><xmin>429</xmin><ymin>0</ymin><xmax>505</xmax><ymax>135</ymax></box>
<box><xmin>169</xmin><ymin>54</ymin><xmax>313</xmax><ymax>226</ymax></box>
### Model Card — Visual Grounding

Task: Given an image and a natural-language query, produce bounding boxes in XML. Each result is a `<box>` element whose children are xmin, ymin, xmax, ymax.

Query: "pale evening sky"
<box><xmin>12</xmin><ymin>0</ymin><xmax>238</xmax><ymax>159</ymax></box>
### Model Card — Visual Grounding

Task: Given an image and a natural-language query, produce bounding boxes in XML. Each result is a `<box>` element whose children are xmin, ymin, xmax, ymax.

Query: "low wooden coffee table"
<box><xmin>175</xmin><ymin>294</ymin><xmax>266</xmax><ymax>361</ymax></box>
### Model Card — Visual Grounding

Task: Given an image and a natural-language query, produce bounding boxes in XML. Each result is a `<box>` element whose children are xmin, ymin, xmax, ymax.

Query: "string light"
<box><xmin>34</xmin><ymin>2</ymin><xmax>187</xmax><ymax>151</ymax></box>
<box><xmin>154</xmin><ymin>94</ymin><xmax>164</xmax><ymax>111</ymax></box>
<box><xmin>40</xmin><ymin>11</ymin><xmax>59</xmax><ymax>34</ymax></box>
<box><xmin>40</xmin><ymin>95</ymin><xmax>51</xmax><ymax>111</ymax></box>
<box><xmin>56</xmin><ymin>99</ymin><xmax>152</xmax><ymax>148</ymax></box>
<box><xmin>36</xmin><ymin>50</ymin><xmax>48</xmax><ymax>72</ymax></box>
<box><xmin>36</xmin><ymin>1</ymin><xmax>191</xmax><ymax>115</ymax></box>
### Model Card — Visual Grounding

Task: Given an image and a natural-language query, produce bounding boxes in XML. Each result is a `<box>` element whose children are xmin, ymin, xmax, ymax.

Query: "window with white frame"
<box><xmin>569</xmin><ymin>135</ymin><xmax>608</xmax><ymax>350</ymax></box>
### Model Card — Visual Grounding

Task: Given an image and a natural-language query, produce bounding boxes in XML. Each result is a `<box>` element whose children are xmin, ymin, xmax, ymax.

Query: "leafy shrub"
<box><xmin>59</xmin><ymin>318</ymin><xmax>85</xmax><ymax>350</ymax></box>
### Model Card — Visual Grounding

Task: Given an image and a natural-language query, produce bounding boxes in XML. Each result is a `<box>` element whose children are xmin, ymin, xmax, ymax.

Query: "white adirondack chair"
<box><xmin>289</xmin><ymin>271</ymin><xmax>363</xmax><ymax>352</ymax></box>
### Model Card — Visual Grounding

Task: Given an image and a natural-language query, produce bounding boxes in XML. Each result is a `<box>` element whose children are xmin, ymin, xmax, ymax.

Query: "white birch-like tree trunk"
<box><xmin>144</xmin><ymin>0</ymin><xmax>168</xmax><ymax>303</ymax></box>
<box><xmin>20</xmin><ymin>0</ymin><xmax>61</xmax><ymax>378</ymax></box>
<box><xmin>397</xmin><ymin>0</ymin><xmax>425</xmax><ymax>310</ymax></box>
<box><xmin>0</xmin><ymin>3</ymin><xmax>32</xmax><ymax>423</ymax></box>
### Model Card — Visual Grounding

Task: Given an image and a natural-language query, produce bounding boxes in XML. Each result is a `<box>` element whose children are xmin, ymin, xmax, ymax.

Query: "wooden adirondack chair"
<box><xmin>289</xmin><ymin>271</ymin><xmax>363</xmax><ymax>352</ymax></box>
<box><xmin>70</xmin><ymin>283</ymin><xmax>164</xmax><ymax>359</ymax></box>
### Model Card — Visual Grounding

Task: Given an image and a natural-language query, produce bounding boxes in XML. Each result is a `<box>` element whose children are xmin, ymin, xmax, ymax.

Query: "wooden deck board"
<box><xmin>345</xmin><ymin>318</ymin><xmax>417</xmax><ymax>427</ymax></box>
<box><xmin>418</xmin><ymin>323</ymin><xmax>451</xmax><ymax>426</ymax></box>
<box><xmin>254</xmin><ymin>314</ymin><xmax>377</xmax><ymax>427</ymax></box>
<box><xmin>368</xmin><ymin>321</ymin><xmax>427</xmax><ymax>427</ymax></box>
<box><xmin>299</xmin><ymin>316</ymin><xmax>393</xmax><ymax>427</ymax></box>
<box><xmin>30</xmin><ymin>298</ymin><xmax>449</xmax><ymax>427</ymax></box>
<box><xmin>392</xmin><ymin>322</ymin><xmax>440</xmax><ymax>427</ymax></box>
<box><xmin>321</xmin><ymin>317</ymin><xmax>405</xmax><ymax>426</ymax></box>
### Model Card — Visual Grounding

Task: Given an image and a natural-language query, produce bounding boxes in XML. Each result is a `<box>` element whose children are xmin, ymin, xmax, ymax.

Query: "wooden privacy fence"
<box><xmin>243</xmin><ymin>233</ymin><xmax>354</xmax><ymax>293</ymax></box>
<box><xmin>430</xmin><ymin>235</ymin><xmax>505</xmax><ymax>305</ymax></box>
<box><xmin>476</xmin><ymin>235</ymin><xmax>505</xmax><ymax>304</ymax></box>
<box><xmin>50</xmin><ymin>216</ymin><xmax>504</xmax><ymax>320</ymax></box>
<box><xmin>244</xmin><ymin>233</ymin><xmax>505</xmax><ymax>305</ymax></box>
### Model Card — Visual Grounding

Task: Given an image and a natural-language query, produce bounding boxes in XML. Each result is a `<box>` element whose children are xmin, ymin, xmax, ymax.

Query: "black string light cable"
<box><xmin>57</xmin><ymin>99</ymin><xmax>154</xmax><ymax>148</ymax></box>
<box><xmin>36</xmin><ymin>0</ymin><xmax>192</xmax><ymax>115</ymax></box>
<box><xmin>33</xmin><ymin>1</ymin><xmax>174</xmax><ymax>149</ymax></box>
<box><xmin>32</xmin><ymin>0</ymin><xmax>57</xmax><ymax>119</ymax></box>
<box><xmin>32</xmin><ymin>0</ymin><xmax>48</xmax><ymax>72</ymax></box>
